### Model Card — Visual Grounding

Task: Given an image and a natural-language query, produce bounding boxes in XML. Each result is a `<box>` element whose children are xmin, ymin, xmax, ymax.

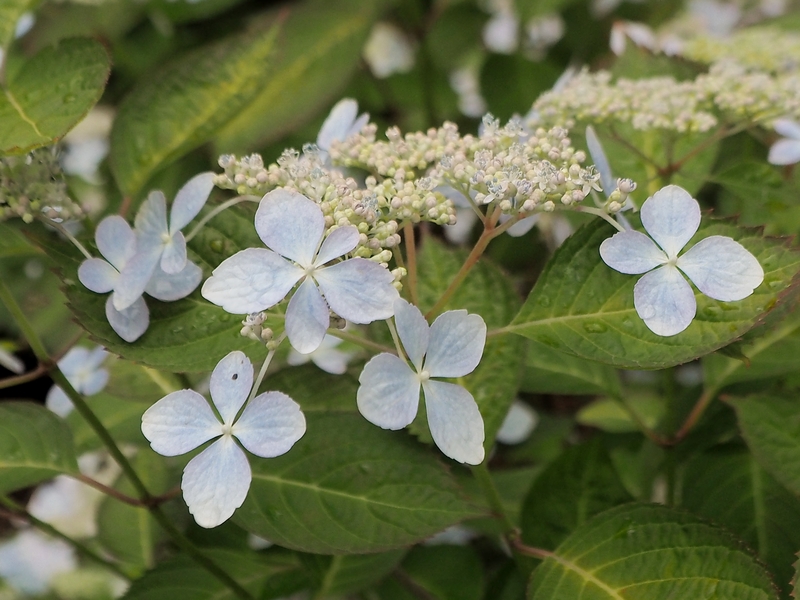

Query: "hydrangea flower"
<box><xmin>362</xmin><ymin>22</ymin><xmax>415</xmax><ymax>79</ymax></box>
<box><xmin>768</xmin><ymin>119</ymin><xmax>800</xmax><ymax>166</ymax></box>
<box><xmin>78</xmin><ymin>215</ymin><xmax>202</xmax><ymax>342</ymax></box>
<box><xmin>141</xmin><ymin>351</ymin><xmax>306</xmax><ymax>527</ymax></box>
<box><xmin>357</xmin><ymin>299</ymin><xmax>486</xmax><ymax>465</ymax></box>
<box><xmin>113</xmin><ymin>172</ymin><xmax>214</xmax><ymax>312</ymax></box>
<box><xmin>46</xmin><ymin>346</ymin><xmax>108</xmax><ymax>417</ymax></box>
<box><xmin>316</xmin><ymin>99</ymin><xmax>369</xmax><ymax>155</ymax></box>
<box><xmin>202</xmin><ymin>189</ymin><xmax>399</xmax><ymax>354</ymax></box>
<box><xmin>0</xmin><ymin>530</ymin><xmax>76</xmax><ymax>596</ymax></box>
<box><xmin>287</xmin><ymin>334</ymin><xmax>353</xmax><ymax>375</ymax></box>
<box><xmin>599</xmin><ymin>185</ymin><xmax>764</xmax><ymax>336</ymax></box>
<box><xmin>496</xmin><ymin>401</ymin><xmax>539</xmax><ymax>445</ymax></box>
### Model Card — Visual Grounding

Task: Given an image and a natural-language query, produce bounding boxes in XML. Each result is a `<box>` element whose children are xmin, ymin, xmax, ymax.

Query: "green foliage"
<box><xmin>521</xmin><ymin>339</ymin><xmax>622</xmax><ymax>396</ymax></box>
<box><xmin>388</xmin><ymin>545</ymin><xmax>485</xmax><ymax>600</ymax></box>
<box><xmin>527</xmin><ymin>503</ymin><xmax>780</xmax><ymax>600</ymax></box>
<box><xmin>0</xmin><ymin>38</ymin><xmax>110</xmax><ymax>155</ymax></box>
<box><xmin>0</xmin><ymin>401</ymin><xmax>78</xmax><ymax>493</ymax></box>
<box><xmin>509</xmin><ymin>219</ymin><xmax>800</xmax><ymax>369</ymax></box>
<box><xmin>0</xmin><ymin>0</ymin><xmax>35</xmax><ymax>51</ymax></box>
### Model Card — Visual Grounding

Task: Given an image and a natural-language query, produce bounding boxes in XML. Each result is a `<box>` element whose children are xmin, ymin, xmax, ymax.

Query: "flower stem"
<box><xmin>249</xmin><ymin>333</ymin><xmax>286</xmax><ymax>402</ymax></box>
<box><xmin>38</xmin><ymin>217</ymin><xmax>93</xmax><ymax>260</ymax></box>
<box><xmin>327</xmin><ymin>328</ymin><xmax>395</xmax><ymax>355</ymax></box>
<box><xmin>403</xmin><ymin>223</ymin><xmax>419</xmax><ymax>306</ymax></box>
<box><xmin>184</xmin><ymin>196</ymin><xmax>260</xmax><ymax>243</ymax></box>
<box><xmin>571</xmin><ymin>206</ymin><xmax>626</xmax><ymax>233</ymax></box>
<box><xmin>470</xmin><ymin>463</ymin><xmax>515</xmax><ymax>534</ymax></box>
<box><xmin>386</xmin><ymin>318</ymin><xmax>406</xmax><ymax>361</ymax></box>
<box><xmin>0</xmin><ymin>278</ymin><xmax>255</xmax><ymax>600</ymax></box>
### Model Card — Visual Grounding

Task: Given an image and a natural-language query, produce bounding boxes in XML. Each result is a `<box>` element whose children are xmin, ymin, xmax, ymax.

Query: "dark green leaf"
<box><xmin>236</xmin><ymin>413</ymin><xmax>484</xmax><ymax>554</ymax></box>
<box><xmin>309</xmin><ymin>550</ymin><xmax>407</xmax><ymax>597</ymax></box>
<box><xmin>521</xmin><ymin>339</ymin><xmax>621</xmax><ymax>396</ymax></box>
<box><xmin>0</xmin><ymin>401</ymin><xmax>78</xmax><ymax>493</ymax></box>
<box><xmin>527</xmin><ymin>503</ymin><xmax>780</xmax><ymax>600</ymax></box>
<box><xmin>397</xmin><ymin>545</ymin><xmax>485</xmax><ymax>600</ymax></box>
<box><xmin>0</xmin><ymin>38</ymin><xmax>110</xmax><ymax>155</ymax></box>
<box><xmin>508</xmin><ymin>219</ymin><xmax>800</xmax><ymax>369</ymax></box>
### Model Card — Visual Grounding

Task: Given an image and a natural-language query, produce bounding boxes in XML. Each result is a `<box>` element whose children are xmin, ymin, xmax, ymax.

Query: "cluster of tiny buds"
<box><xmin>606</xmin><ymin>178</ymin><xmax>637</xmax><ymax>213</ymax></box>
<box><xmin>240</xmin><ymin>312</ymin><xmax>273</xmax><ymax>345</ymax></box>
<box><xmin>0</xmin><ymin>148</ymin><xmax>83</xmax><ymax>224</ymax></box>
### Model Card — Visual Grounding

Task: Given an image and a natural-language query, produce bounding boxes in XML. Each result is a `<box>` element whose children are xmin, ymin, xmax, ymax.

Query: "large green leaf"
<box><xmin>301</xmin><ymin>550</ymin><xmax>407</xmax><ymax>597</ymax></box>
<box><xmin>0</xmin><ymin>401</ymin><xmax>78</xmax><ymax>493</ymax></box>
<box><xmin>0</xmin><ymin>38</ymin><xmax>110</xmax><ymax>155</ymax></box>
<box><xmin>527</xmin><ymin>503</ymin><xmax>780</xmax><ymax>600</ymax></box>
<box><xmin>120</xmin><ymin>549</ymin><xmax>298</xmax><ymax>600</ymax></box>
<box><xmin>508</xmin><ymin>219</ymin><xmax>800</xmax><ymax>369</ymax></box>
<box><xmin>32</xmin><ymin>204</ymin><xmax>269</xmax><ymax>372</ymax></box>
<box><xmin>235</xmin><ymin>413</ymin><xmax>484</xmax><ymax>554</ymax></box>
<box><xmin>391</xmin><ymin>545</ymin><xmax>485</xmax><ymax>600</ymax></box>
<box><xmin>520</xmin><ymin>439</ymin><xmax>632</xmax><ymax>552</ymax></box>
<box><xmin>109</xmin><ymin>22</ymin><xmax>280</xmax><ymax>196</ymax></box>
<box><xmin>263</xmin><ymin>364</ymin><xmax>358</xmax><ymax>413</ymax></box>
<box><xmin>682</xmin><ymin>447</ymin><xmax>800</xmax><ymax>599</ymax></box>
<box><xmin>214</xmin><ymin>0</ymin><xmax>383</xmax><ymax>152</ymax></box>
<box><xmin>729</xmin><ymin>394</ymin><xmax>800</xmax><ymax>497</ymax></box>
<box><xmin>521</xmin><ymin>339</ymin><xmax>622</xmax><ymax>396</ymax></box>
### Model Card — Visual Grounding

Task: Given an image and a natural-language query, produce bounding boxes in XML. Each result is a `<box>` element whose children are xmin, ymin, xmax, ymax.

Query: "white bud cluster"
<box><xmin>681</xmin><ymin>27</ymin><xmax>800</xmax><ymax>74</ymax></box>
<box><xmin>239</xmin><ymin>312</ymin><xmax>272</xmax><ymax>344</ymax></box>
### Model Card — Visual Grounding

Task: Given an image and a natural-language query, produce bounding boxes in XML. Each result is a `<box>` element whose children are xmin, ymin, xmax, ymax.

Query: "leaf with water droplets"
<box><xmin>0</xmin><ymin>402</ymin><xmax>78</xmax><ymax>494</ymax></box>
<box><xmin>528</xmin><ymin>503</ymin><xmax>779</xmax><ymax>600</ymax></box>
<box><xmin>508</xmin><ymin>219</ymin><xmax>800</xmax><ymax>369</ymax></box>
<box><xmin>0</xmin><ymin>38</ymin><xmax>110</xmax><ymax>154</ymax></box>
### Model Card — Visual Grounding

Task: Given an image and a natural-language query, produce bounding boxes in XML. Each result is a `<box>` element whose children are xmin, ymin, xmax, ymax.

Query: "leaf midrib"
<box><xmin>3</xmin><ymin>84</ymin><xmax>45</xmax><ymax>138</ymax></box>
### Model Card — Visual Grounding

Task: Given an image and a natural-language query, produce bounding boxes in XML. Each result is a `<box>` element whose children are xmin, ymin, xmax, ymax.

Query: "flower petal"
<box><xmin>134</xmin><ymin>190</ymin><xmax>169</xmax><ymax>241</ymax></box>
<box><xmin>314</xmin><ymin>226</ymin><xmax>359</xmax><ymax>266</ymax></box>
<box><xmin>768</xmin><ymin>139</ymin><xmax>800</xmax><ymax>166</ymax></box>
<box><xmin>424</xmin><ymin>310</ymin><xmax>486</xmax><ymax>378</ymax></box>
<box><xmin>146</xmin><ymin>260</ymin><xmax>202</xmax><ymax>302</ymax></box>
<box><xmin>310</xmin><ymin>347</ymin><xmax>351</xmax><ymax>375</ymax></box>
<box><xmin>774</xmin><ymin>118</ymin><xmax>800</xmax><ymax>140</ymax></box>
<box><xmin>106</xmin><ymin>295</ymin><xmax>149</xmax><ymax>342</ymax></box>
<box><xmin>142</xmin><ymin>389</ymin><xmax>221</xmax><ymax>456</ymax></box>
<box><xmin>78</xmin><ymin>258</ymin><xmax>117</xmax><ymax>293</ymax></box>
<box><xmin>505</xmin><ymin>214</ymin><xmax>539</xmax><ymax>238</ymax></box>
<box><xmin>201</xmin><ymin>248</ymin><xmax>303</xmax><ymax>314</ymax></box>
<box><xmin>423</xmin><ymin>380</ymin><xmax>485</xmax><ymax>465</ymax></box>
<box><xmin>357</xmin><ymin>353</ymin><xmax>420</xmax><ymax>429</ymax></box>
<box><xmin>233</xmin><ymin>391</ymin><xmax>306</xmax><ymax>458</ymax></box>
<box><xmin>181</xmin><ymin>436</ymin><xmax>251</xmax><ymax>528</ymax></box>
<box><xmin>317</xmin><ymin>98</ymin><xmax>358</xmax><ymax>151</ymax></box>
<box><xmin>160</xmin><ymin>232</ymin><xmax>187</xmax><ymax>275</ymax></box>
<box><xmin>633</xmin><ymin>265</ymin><xmax>696</xmax><ymax>336</ymax></box>
<box><xmin>170</xmin><ymin>172</ymin><xmax>215</xmax><ymax>233</ymax></box>
<box><xmin>285</xmin><ymin>277</ymin><xmax>329</xmax><ymax>354</ymax></box>
<box><xmin>585</xmin><ymin>125</ymin><xmax>615</xmax><ymax>196</ymax></box>
<box><xmin>677</xmin><ymin>235</ymin><xmax>764</xmax><ymax>301</ymax></box>
<box><xmin>255</xmin><ymin>189</ymin><xmax>324</xmax><ymax>267</ymax></box>
<box><xmin>314</xmin><ymin>259</ymin><xmax>399</xmax><ymax>323</ymax></box>
<box><xmin>46</xmin><ymin>386</ymin><xmax>72</xmax><ymax>417</ymax></box>
<box><xmin>209</xmin><ymin>351</ymin><xmax>253</xmax><ymax>425</ymax></box>
<box><xmin>640</xmin><ymin>185</ymin><xmax>700</xmax><ymax>259</ymax></box>
<box><xmin>84</xmin><ymin>346</ymin><xmax>108</xmax><ymax>371</ymax></box>
<box><xmin>80</xmin><ymin>368</ymin><xmax>108</xmax><ymax>396</ymax></box>
<box><xmin>113</xmin><ymin>246</ymin><xmax>161</xmax><ymax>311</ymax></box>
<box><xmin>599</xmin><ymin>230</ymin><xmax>668</xmax><ymax>274</ymax></box>
<box><xmin>58</xmin><ymin>347</ymin><xmax>89</xmax><ymax>375</ymax></box>
<box><xmin>393</xmin><ymin>298</ymin><xmax>429</xmax><ymax>371</ymax></box>
<box><xmin>444</xmin><ymin>208</ymin><xmax>478</xmax><ymax>244</ymax></box>
<box><xmin>496</xmin><ymin>401</ymin><xmax>538</xmax><ymax>445</ymax></box>
<box><xmin>95</xmin><ymin>215</ymin><xmax>136</xmax><ymax>269</ymax></box>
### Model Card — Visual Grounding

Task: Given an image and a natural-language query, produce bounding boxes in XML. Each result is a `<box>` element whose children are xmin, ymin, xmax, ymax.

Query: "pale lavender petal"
<box><xmin>81</xmin><ymin>368</ymin><xmax>109</xmax><ymax>396</ymax></box>
<box><xmin>113</xmin><ymin>246</ymin><xmax>161</xmax><ymax>311</ymax></box>
<box><xmin>774</xmin><ymin>118</ymin><xmax>800</xmax><ymax>140</ymax></box>
<box><xmin>505</xmin><ymin>214</ymin><xmax>539</xmax><ymax>238</ymax></box>
<box><xmin>425</xmin><ymin>310</ymin><xmax>486</xmax><ymax>378</ymax></box>
<box><xmin>317</xmin><ymin>99</ymin><xmax>358</xmax><ymax>150</ymax></box>
<box><xmin>768</xmin><ymin>139</ymin><xmax>800</xmax><ymax>166</ymax></box>
<box><xmin>677</xmin><ymin>235</ymin><xmax>764</xmax><ymax>301</ymax></box>
<box><xmin>95</xmin><ymin>215</ymin><xmax>136</xmax><ymax>269</ymax></box>
<box><xmin>423</xmin><ymin>380</ymin><xmax>485</xmax><ymax>465</ymax></box>
<box><xmin>160</xmin><ymin>232</ymin><xmax>187</xmax><ymax>275</ymax></box>
<box><xmin>181</xmin><ymin>436</ymin><xmax>251</xmax><ymax>528</ymax></box>
<box><xmin>393</xmin><ymin>298</ymin><xmax>429</xmax><ymax>371</ymax></box>
<box><xmin>285</xmin><ymin>277</ymin><xmax>329</xmax><ymax>354</ymax></box>
<box><xmin>142</xmin><ymin>389</ymin><xmax>221</xmax><ymax>455</ymax></box>
<box><xmin>255</xmin><ymin>189</ymin><xmax>324</xmax><ymax>267</ymax></box>
<box><xmin>106</xmin><ymin>295</ymin><xmax>149</xmax><ymax>342</ymax></box>
<box><xmin>201</xmin><ymin>248</ymin><xmax>303</xmax><ymax>314</ymax></box>
<box><xmin>84</xmin><ymin>346</ymin><xmax>108</xmax><ymax>371</ymax></box>
<box><xmin>444</xmin><ymin>208</ymin><xmax>478</xmax><ymax>244</ymax></box>
<box><xmin>633</xmin><ymin>265</ymin><xmax>696</xmax><ymax>336</ymax></box>
<box><xmin>58</xmin><ymin>347</ymin><xmax>89</xmax><ymax>375</ymax></box>
<box><xmin>585</xmin><ymin>125</ymin><xmax>614</xmax><ymax>195</ymax></box>
<box><xmin>45</xmin><ymin>386</ymin><xmax>72</xmax><ymax>417</ymax></box>
<box><xmin>170</xmin><ymin>172</ymin><xmax>215</xmax><ymax>233</ymax></box>
<box><xmin>357</xmin><ymin>353</ymin><xmax>420</xmax><ymax>430</ymax></box>
<box><xmin>233</xmin><ymin>391</ymin><xmax>306</xmax><ymax>458</ymax></box>
<box><xmin>134</xmin><ymin>190</ymin><xmax>169</xmax><ymax>242</ymax></box>
<box><xmin>599</xmin><ymin>230</ymin><xmax>668</xmax><ymax>275</ymax></box>
<box><xmin>314</xmin><ymin>226</ymin><xmax>359</xmax><ymax>266</ymax></box>
<box><xmin>78</xmin><ymin>258</ymin><xmax>117</xmax><ymax>293</ymax></box>
<box><xmin>310</xmin><ymin>347</ymin><xmax>351</xmax><ymax>375</ymax></box>
<box><xmin>210</xmin><ymin>351</ymin><xmax>253</xmax><ymax>425</ymax></box>
<box><xmin>347</xmin><ymin>112</ymin><xmax>370</xmax><ymax>139</ymax></box>
<box><xmin>314</xmin><ymin>259</ymin><xmax>399</xmax><ymax>323</ymax></box>
<box><xmin>146</xmin><ymin>260</ymin><xmax>202</xmax><ymax>302</ymax></box>
<box><xmin>640</xmin><ymin>185</ymin><xmax>700</xmax><ymax>259</ymax></box>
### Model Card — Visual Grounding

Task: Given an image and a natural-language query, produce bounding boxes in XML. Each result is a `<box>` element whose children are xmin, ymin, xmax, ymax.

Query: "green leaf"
<box><xmin>0</xmin><ymin>38</ymin><xmax>110</xmax><ymax>155</ymax></box>
<box><xmin>307</xmin><ymin>550</ymin><xmax>407</xmax><ymax>597</ymax></box>
<box><xmin>527</xmin><ymin>503</ymin><xmax>780</xmax><ymax>600</ymax></box>
<box><xmin>393</xmin><ymin>545</ymin><xmax>485</xmax><ymax>600</ymax></box>
<box><xmin>120</xmin><ymin>549</ymin><xmax>298</xmax><ymax>600</ymax></box>
<box><xmin>0</xmin><ymin>401</ymin><xmax>78</xmax><ymax>493</ymax></box>
<box><xmin>416</xmin><ymin>237</ymin><xmax>525</xmax><ymax>448</ymax></box>
<box><xmin>508</xmin><ymin>219</ymin><xmax>800</xmax><ymax>369</ymax></box>
<box><xmin>236</xmin><ymin>413</ymin><xmax>484</xmax><ymax>554</ymax></box>
<box><xmin>521</xmin><ymin>339</ymin><xmax>621</xmax><ymax>396</ymax></box>
<box><xmin>109</xmin><ymin>23</ymin><xmax>280</xmax><ymax>196</ymax></box>
<box><xmin>521</xmin><ymin>439</ymin><xmax>632</xmax><ymax>552</ymax></box>
<box><xmin>729</xmin><ymin>394</ymin><xmax>800</xmax><ymax>497</ymax></box>
<box><xmin>31</xmin><ymin>205</ymin><xmax>269</xmax><ymax>373</ymax></box>
<box><xmin>0</xmin><ymin>0</ymin><xmax>35</xmax><ymax>51</ymax></box>
<box><xmin>264</xmin><ymin>364</ymin><xmax>359</xmax><ymax>413</ymax></box>
<box><xmin>214</xmin><ymin>0</ymin><xmax>384</xmax><ymax>152</ymax></box>
<box><xmin>577</xmin><ymin>393</ymin><xmax>665</xmax><ymax>434</ymax></box>
<box><xmin>682</xmin><ymin>447</ymin><xmax>800</xmax><ymax>599</ymax></box>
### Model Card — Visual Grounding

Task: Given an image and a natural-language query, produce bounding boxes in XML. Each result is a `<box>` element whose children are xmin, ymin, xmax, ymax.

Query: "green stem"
<box><xmin>249</xmin><ymin>333</ymin><xmax>285</xmax><ymax>402</ymax></box>
<box><xmin>570</xmin><ymin>206</ymin><xmax>626</xmax><ymax>232</ymax></box>
<box><xmin>327</xmin><ymin>328</ymin><xmax>394</xmax><ymax>355</ymax></box>
<box><xmin>39</xmin><ymin>217</ymin><xmax>93</xmax><ymax>260</ymax></box>
<box><xmin>0</xmin><ymin>278</ymin><xmax>255</xmax><ymax>600</ymax></box>
<box><xmin>184</xmin><ymin>196</ymin><xmax>260</xmax><ymax>243</ymax></box>
<box><xmin>403</xmin><ymin>223</ymin><xmax>419</xmax><ymax>306</ymax></box>
<box><xmin>386</xmin><ymin>319</ymin><xmax>406</xmax><ymax>361</ymax></box>
<box><xmin>471</xmin><ymin>463</ymin><xmax>515</xmax><ymax>534</ymax></box>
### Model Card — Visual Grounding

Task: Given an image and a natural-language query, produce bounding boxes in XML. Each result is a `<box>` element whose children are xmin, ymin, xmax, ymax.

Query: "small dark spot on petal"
<box><xmin>232</xmin><ymin>373</ymin><xmax>238</xmax><ymax>380</ymax></box>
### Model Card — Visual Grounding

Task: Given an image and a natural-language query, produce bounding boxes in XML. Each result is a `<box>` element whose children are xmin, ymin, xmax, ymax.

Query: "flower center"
<box><xmin>418</xmin><ymin>370</ymin><xmax>431</xmax><ymax>382</ymax></box>
<box><xmin>221</xmin><ymin>423</ymin><xmax>234</xmax><ymax>437</ymax></box>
